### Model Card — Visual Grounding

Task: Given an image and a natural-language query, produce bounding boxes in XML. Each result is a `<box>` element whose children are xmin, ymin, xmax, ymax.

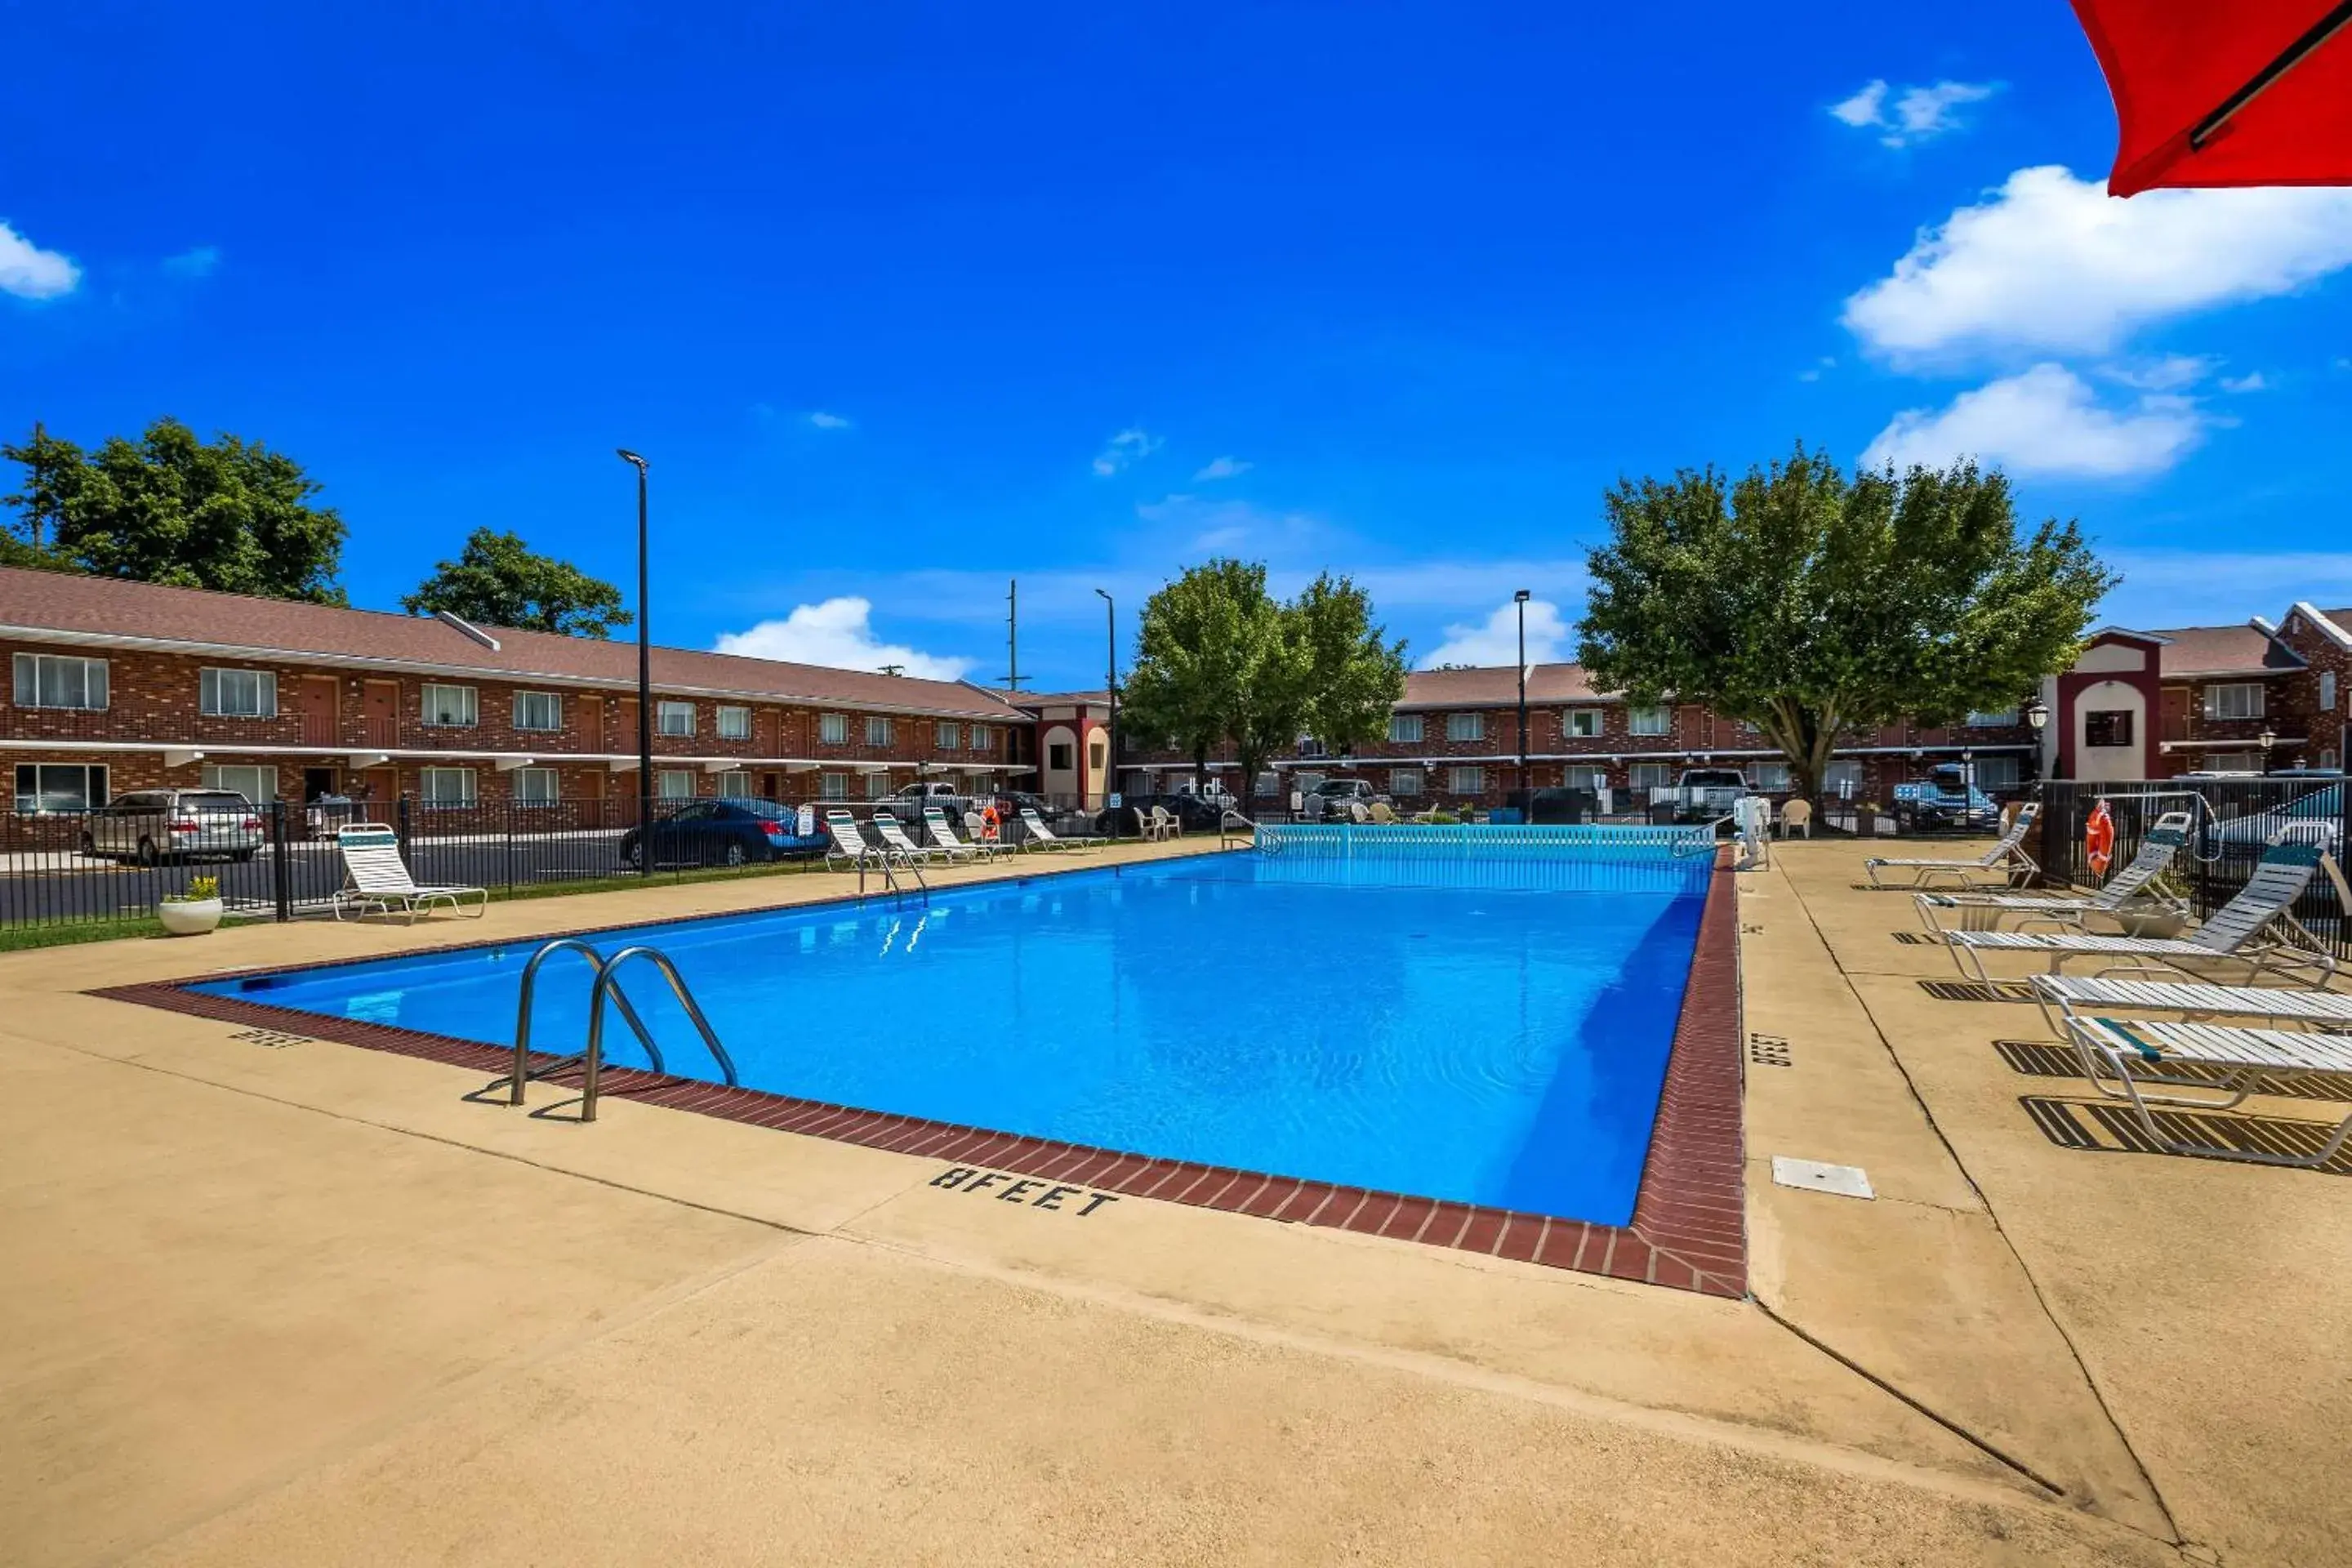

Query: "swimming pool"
<box><xmin>191</xmin><ymin>843</ymin><xmax>1713</xmax><ymax>1227</ymax></box>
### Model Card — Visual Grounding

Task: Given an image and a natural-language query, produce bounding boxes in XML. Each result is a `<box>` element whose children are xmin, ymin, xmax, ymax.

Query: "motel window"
<box><xmin>14</xmin><ymin>763</ymin><xmax>107</xmax><ymax>814</ymax></box>
<box><xmin>1563</xmin><ymin>765</ymin><xmax>1609</xmax><ymax>791</ymax></box>
<box><xmin>1824</xmin><ymin>760</ymin><xmax>1864</xmax><ymax>797</ymax></box>
<box><xmin>1389</xmin><ymin>767</ymin><xmax>1423</xmax><ymax>796</ymax></box>
<box><xmin>513</xmin><ymin>691</ymin><xmax>563</xmax><ymax>732</ymax></box>
<box><xmin>657</xmin><ymin>701</ymin><xmax>696</xmax><ymax>737</ymax></box>
<box><xmin>1445</xmin><ymin>713</ymin><xmax>1483</xmax><ymax>742</ymax></box>
<box><xmin>2321</xmin><ymin>748</ymin><xmax>2340</xmax><ymax>773</ymax></box>
<box><xmin>2322</xmin><ymin>671</ymin><xmax>2339</xmax><ymax>713</ymax></box>
<box><xmin>820</xmin><ymin>772</ymin><xmax>849</xmax><ymax>800</ymax></box>
<box><xmin>1628</xmin><ymin>706</ymin><xmax>1670</xmax><ymax>737</ymax></box>
<box><xmin>1388</xmin><ymin>714</ymin><xmax>1424</xmax><ymax>743</ymax></box>
<box><xmin>1752</xmin><ymin>761</ymin><xmax>1792</xmax><ymax>792</ymax></box>
<box><xmin>865</xmin><ymin>771</ymin><xmax>891</xmax><ymax>800</ymax></box>
<box><xmin>421</xmin><ymin>767</ymin><xmax>477</xmax><ymax>807</ymax></box>
<box><xmin>1566</xmin><ymin>708</ymin><xmax>1602</xmax><ymax>738</ymax></box>
<box><xmin>1447</xmin><ymin>765</ymin><xmax>1485</xmax><ymax>795</ymax></box>
<box><xmin>513</xmin><ymin>767</ymin><xmax>559</xmax><ymax>806</ymax></box>
<box><xmin>820</xmin><ymin>712</ymin><xmax>849</xmax><ymax>744</ymax></box>
<box><xmin>866</xmin><ymin>715</ymin><xmax>893</xmax><ymax>746</ymax></box>
<box><xmin>421</xmin><ymin>684</ymin><xmax>478</xmax><ymax>728</ymax></box>
<box><xmin>1969</xmin><ymin>755</ymin><xmax>2022</xmax><ymax>789</ymax></box>
<box><xmin>717</xmin><ymin>770</ymin><xmax>753</xmax><ymax>799</ymax></box>
<box><xmin>12</xmin><ymin>653</ymin><xmax>109</xmax><ymax>711</ymax></box>
<box><xmin>1629</xmin><ymin>762</ymin><xmax>1673</xmax><ymax>793</ymax></box>
<box><xmin>1048</xmin><ymin>742</ymin><xmax>1074</xmax><ymax>772</ymax></box>
<box><xmin>717</xmin><ymin>706</ymin><xmax>751</xmax><ymax>740</ymax></box>
<box><xmin>657</xmin><ymin>768</ymin><xmax>696</xmax><ymax>799</ymax></box>
<box><xmin>199</xmin><ymin>667</ymin><xmax>278</xmax><ymax>719</ymax></box>
<box><xmin>1966</xmin><ymin>707</ymin><xmax>2020</xmax><ymax>728</ymax></box>
<box><xmin>200</xmin><ymin>764</ymin><xmax>278</xmax><ymax>804</ymax></box>
<box><xmin>2203</xmin><ymin>683</ymin><xmax>2265</xmax><ymax>721</ymax></box>
<box><xmin>936</xmin><ymin>721</ymin><xmax>961</xmax><ymax>750</ymax></box>
<box><xmin>1295</xmin><ymin>736</ymin><xmax>1327</xmax><ymax>758</ymax></box>
<box><xmin>2203</xmin><ymin>751</ymin><xmax>2261</xmax><ymax>774</ymax></box>
<box><xmin>2084</xmin><ymin>709</ymin><xmax>2134</xmax><ymax>748</ymax></box>
<box><xmin>969</xmin><ymin>724</ymin><xmax>992</xmax><ymax>751</ymax></box>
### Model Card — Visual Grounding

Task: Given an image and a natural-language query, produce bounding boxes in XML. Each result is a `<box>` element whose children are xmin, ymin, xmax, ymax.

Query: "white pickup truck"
<box><xmin>1654</xmin><ymin>768</ymin><xmax>1752</xmax><ymax>822</ymax></box>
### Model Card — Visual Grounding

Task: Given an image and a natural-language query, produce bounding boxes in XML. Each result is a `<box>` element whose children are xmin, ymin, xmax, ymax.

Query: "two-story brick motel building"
<box><xmin>2</xmin><ymin>567</ymin><xmax>2345</xmax><ymax>821</ymax></box>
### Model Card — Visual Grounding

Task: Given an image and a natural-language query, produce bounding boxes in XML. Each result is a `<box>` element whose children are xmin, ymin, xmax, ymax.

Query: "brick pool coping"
<box><xmin>96</xmin><ymin>851</ymin><xmax>1747</xmax><ymax>1298</ymax></box>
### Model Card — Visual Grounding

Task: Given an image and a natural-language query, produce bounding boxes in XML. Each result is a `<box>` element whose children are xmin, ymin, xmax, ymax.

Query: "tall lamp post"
<box><xmin>616</xmin><ymin>449</ymin><xmax>653</xmax><ymax>875</ymax></box>
<box><xmin>1094</xmin><ymin>589</ymin><xmax>1117</xmax><ymax>821</ymax></box>
<box><xmin>1513</xmin><ymin>590</ymin><xmax>1531</xmax><ymax>810</ymax></box>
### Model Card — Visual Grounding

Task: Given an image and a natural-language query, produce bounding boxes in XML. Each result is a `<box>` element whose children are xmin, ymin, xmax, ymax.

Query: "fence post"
<box><xmin>396</xmin><ymin>795</ymin><xmax>412</xmax><ymax>858</ymax></box>
<box><xmin>270</xmin><ymin>801</ymin><xmax>292</xmax><ymax>922</ymax></box>
<box><xmin>2037</xmin><ymin>790</ymin><xmax>2060</xmax><ymax>889</ymax></box>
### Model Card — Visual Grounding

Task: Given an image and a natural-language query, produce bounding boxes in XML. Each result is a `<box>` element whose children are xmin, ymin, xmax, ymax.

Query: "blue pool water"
<box><xmin>198</xmin><ymin>845</ymin><xmax>1709</xmax><ymax>1224</ymax></box>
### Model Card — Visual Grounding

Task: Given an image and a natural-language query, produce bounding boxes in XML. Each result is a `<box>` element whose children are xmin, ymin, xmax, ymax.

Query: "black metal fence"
<box><xmin>2038</xmin><ymin>778</ymin><xmax>2350</xmax><ymax>961</ymax></box>
<box><xmin>0</xmin><ymin>794</ymin><xmax>1147</xmax><ymax>936</ymax></box>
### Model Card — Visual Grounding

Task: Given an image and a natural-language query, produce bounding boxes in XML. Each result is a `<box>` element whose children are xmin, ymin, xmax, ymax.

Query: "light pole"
<box><xmin>616</xmin><ymin>448</ymin><xmax>653</xmax><ymax>875</ymax></box>
<box><xmin>1095</xmin><ymin>588</ymin><xmax>1117</xmax><ymax>820</ymax></box>
<box><xmin>1513</xmin><ymin>590</ymin><xmax>1530</xmax><ymax>810</ymax></box>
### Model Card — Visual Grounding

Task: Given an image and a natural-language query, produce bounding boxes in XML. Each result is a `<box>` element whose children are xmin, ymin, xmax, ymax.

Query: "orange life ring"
<box><xmin>980</xmin><ymin>804</ymin><xmax>1001</xmax><ymax>842</ymax></box>
<box><xmin>2084</xmin><ymin>800</ymin><xmax>2115</xmax><ymax>878</ymax></box>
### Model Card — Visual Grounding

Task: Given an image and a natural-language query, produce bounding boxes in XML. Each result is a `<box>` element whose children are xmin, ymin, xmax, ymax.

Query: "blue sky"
<box><xmin>6</xmin><ymin>2</ymin><xmax>2350</xmax><ymax>687</ymax></box>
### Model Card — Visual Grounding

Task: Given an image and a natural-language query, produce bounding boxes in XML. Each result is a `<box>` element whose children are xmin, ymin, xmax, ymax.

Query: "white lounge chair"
<box><xmin>332</xmin><ymin>822</ymin><xmax>487</xmax><ymax>922</ymax></box>
<box><xmin>2060</xmin><ymin>1014</ymin><xmax>2352</xmax><ymax>1169</ymax></box>
<box><xmin>964</xmin><ymin>809</ymin><xmax>1013</xmax><ymax>853</ymax></box>
<box><xmin>926</xmin><ymin>807</ymin><xmax>1008</xmax><ymax>859</ymax></box>
<box><xmin>822</xmin><ymin>809</ymin><xmax>899</xmax><ymax>872</ymax></box>
<box><xmin>2028</xmin><ymin>973</ymin><xmax>2352</xmax><ymax>1035</ymax></box>
<box><xmin>1943</xmin><ymin>838</ymin><xmax>2336</xmax><ymax>989</ymax></box>
<box><xmin>1018</xmin><ymin>807</ymin><xmax>1102</xmax><ymax>851</ymax></box>
<box><xmin>1916</xmin><ymin>812</ymin><xmax>2192</xmax><ymax>935</ymax></box>
<box><xmin>1866</xmin><ymin>802</ymin><xmax>2040</xmax><ymax>888</ymax></box>
<box><xmin>869</xmin><ymin>812</ymin><xmax>936</xmax><ymax>863</ymax></box>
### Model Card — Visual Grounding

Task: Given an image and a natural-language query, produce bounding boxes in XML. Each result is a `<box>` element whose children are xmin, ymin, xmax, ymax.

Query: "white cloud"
<box><xmin>1829</xmin><ymin>81</ymin><xmax>1887</xmax><ymax>129</ymax></box>
<box><xmin>1192</xmin><ymin>455</ymin><xmax>1251</xmax><ymax>481</ymax></box>
<box><xmin>1421</xmin><ymin>598</ymin><xmax>1571</xmax><ymax>670</ymax></box>
<box><xmin>1844</xmin><ymin>166</ymin><xmax>2352</xmax><ymax>361</ymax></box>
<box><xmin>1861</xmin><ymin>363</ymin><xmax>2206</xmax><ymax>479</ymax></box>
<box><xmin>0</xmin><ymin>219</ymin><xmax>80</xmax><ymax>300</ymax></box>
<box><xmin>1797</xmin><ymin>355</ymin><xmax>1837</xmax><ymax>382</ymax></box>
<box><xmin>1091</xmin><ymin>427</ymin><xmax>1161</xmax><ymax>477</ymax></box>
<box><xmin>163</xmin><ymin>245</ymin><xmax>220</xmax><ymax>278</ymax></box>
<box><xmin>807</xmin><ymin>410</ymin><xmax>853</xmax><ymax>430</ymax></box>
<box><xmin>2220</xmin><ymin>371</ymin><xmax>2268</xmax><ymax>394</ymax></box>
<box><xmin>2101</xmin><ymin>354</ymin><xmax>2213</xmax><ymax>392</ymax></box>
<box><xmin>712</xmin><ymin>597</ymin><xmax>974</xmax><ymax>680</ymax></box>
<box><xmin>1829</xmin><ymin>78</ymin><xmax>1995</xmax><ymax>146</ymax></box>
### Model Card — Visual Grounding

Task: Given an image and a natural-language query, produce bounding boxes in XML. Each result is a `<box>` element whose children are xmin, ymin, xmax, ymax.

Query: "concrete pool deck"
<box><xmin>2</xmin><ymin>834</ymin><xmax>2342</xmax><ymax>1563</ymax></box>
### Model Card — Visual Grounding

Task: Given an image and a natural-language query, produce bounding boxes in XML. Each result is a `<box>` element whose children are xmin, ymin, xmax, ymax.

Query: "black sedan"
<box><xmin>620</xmin><ymin>799</ymin><xmax>829</xmax><ymax>870</ymax></box>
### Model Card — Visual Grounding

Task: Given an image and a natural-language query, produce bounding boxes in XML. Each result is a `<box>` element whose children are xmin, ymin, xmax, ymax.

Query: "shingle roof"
<box><xmin>2145</xmin><ymin>621</ymin><xmax>2304</xmax><ymax>679</ymax></box>
<box><xmin>1397</xmin><ymin>662</ymin><xmax>1615</xmax><ymax>708</ymax></box>
<box><xmin>0</xmin><ymin>566</ymin><xmax>1025</xmax><ymax>719</ymax></box>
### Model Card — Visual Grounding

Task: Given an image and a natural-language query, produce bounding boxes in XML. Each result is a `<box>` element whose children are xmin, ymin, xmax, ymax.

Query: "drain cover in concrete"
<box><xmin>1771</xmin><ymin>1156</ymin><xmax>1876</xmax><ymax>1200</ymax></box>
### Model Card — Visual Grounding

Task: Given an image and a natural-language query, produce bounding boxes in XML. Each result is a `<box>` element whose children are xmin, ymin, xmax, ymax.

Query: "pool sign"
<box><xmin>1108</xmin><ymin>792</ymin><xmax>1122</xmax><ymax>809</ymax></box>
<box><xmin>797</xmin><ymin>804</ymin><xmax>816</xmax><ymax>836</ymax></box>
<box><xmin>929</xmin><ymin>1165</ymin><xmax>1121</xmax><ymax>1217</ymax></box>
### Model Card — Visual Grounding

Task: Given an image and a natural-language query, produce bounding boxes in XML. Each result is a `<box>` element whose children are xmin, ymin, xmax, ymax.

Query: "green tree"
<box><xmin>1576</xmin><ymin>446</ymin><xmax>2113</xmax><ymax>804</ymax></box>
<box><xmin>1121</xmin><ymin>560</ymin><xmax>1406</xmax><ymax>808</ymax></box>
<box><xmin>402</xmin><ymin>528</ymin><xmax>633</xmax><ymax>637</ymax></box>
<box><xmin>0</xmin><ymin>417</ymin><xmax>348</xmax><ymax>603</ymax></box>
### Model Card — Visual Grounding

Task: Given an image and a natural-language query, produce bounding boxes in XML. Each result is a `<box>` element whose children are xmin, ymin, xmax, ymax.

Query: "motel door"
<box><xmin>2160</xmin><ymin>686</ymin><xmax>2189</xmax><ymax>744</ymax></box>
<box><xmin>363</xmin><ymin>680</ymin><xmax>399</xmax><ymax>748</ymax></box>
<box><xmin>580</xmin><ymin>695</ymin><xmax>604</xmax><ymax>753</ymax></box>
<box><xmin>294</xmin><ymin>675</ymin><xmax>339</xmax><ymax>747</ymax></box>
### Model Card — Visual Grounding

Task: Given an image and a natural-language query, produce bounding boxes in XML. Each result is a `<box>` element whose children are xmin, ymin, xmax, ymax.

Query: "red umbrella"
<box><xmin>2072</xmin><ymin>0</ymin><xmax>2352</xmax><ymax>194</ymax></box>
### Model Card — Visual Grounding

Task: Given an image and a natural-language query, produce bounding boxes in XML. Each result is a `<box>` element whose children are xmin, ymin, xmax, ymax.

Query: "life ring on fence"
<box><xmin>2084</xmin><ymin>800</ymin><xmax>2116</xmax><ymax>878</ymax></box>
<box><xmin>980</xmin><ymin>804</ymin><xmax>1001</xmax><ymax>842</ymax></box>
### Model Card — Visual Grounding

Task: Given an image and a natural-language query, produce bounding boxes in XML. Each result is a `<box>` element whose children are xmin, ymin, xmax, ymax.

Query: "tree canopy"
<box><xmin>1576</xmin><ymin>446</ymin><xmax>2114</xmax><ymax>801</ymax></box>
<box><xmin>0</xmin><ymin>418</ymin><xmax>349</xmax><ymax>603</ymax></box>
<box><xmin>402</xmin><ymin>527</ymin><xmax>633</xmax><ymax>638</ymax></box>
<box><xmin>1120</xmin><ymin>560</ymin><xmax>1407</xmax><ymax>804</ymax></box>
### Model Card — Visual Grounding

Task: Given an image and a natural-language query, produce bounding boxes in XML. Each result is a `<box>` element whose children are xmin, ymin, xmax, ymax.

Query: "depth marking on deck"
<box><xmin>929</xmin><ymin>1166</ymin><xmax>1121</xmax><ymax>1217</ymax></box>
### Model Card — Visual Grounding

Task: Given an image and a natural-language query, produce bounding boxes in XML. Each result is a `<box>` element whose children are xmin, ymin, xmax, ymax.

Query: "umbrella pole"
<box><xmin>2189</xmin><ymin>0</ymin><xmax>2352</xmax><ymax>149</ymax></box>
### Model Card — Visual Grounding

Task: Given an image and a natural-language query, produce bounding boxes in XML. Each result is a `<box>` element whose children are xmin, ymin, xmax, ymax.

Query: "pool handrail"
<box><xmin>1219</xmin><ymin>808</ymin><xmax>1258</xmax><ymax>849</ymax></box>
<box><xmin>580</xmin><ymin>946</ymin><xmax>739</xmax><ymax>1123</ymax></box>
<box><xmin>508</xmin><ymin>937</ymin><xmax>667</xmax><ymax>1105</ymax></box>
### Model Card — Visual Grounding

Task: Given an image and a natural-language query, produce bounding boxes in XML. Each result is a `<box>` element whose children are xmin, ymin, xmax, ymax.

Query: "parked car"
<box><xmin>887</xmin><ymin>779</ymin><xmax>976</xmax><ymax>819</ymax></box>
<box><xmin>1660</xmin><ymin>768</ymin><xmax>1752</xmax><ymax>823</ymax></box>
<box><xmin>83</xmin><ymin>788</ymin><xmax>266</xmax><ymax>864</ymax></box>
<box><xmin>1172</xmin><ymin>779</ymin><xmax>1238</xmax><ymax>810</ymax></box>
<box><xmin>1891</xmin><ymin>764</ymin><xmax>2001</xmax><ymax>831</ymax></box>
<box><xmin>1092</xmin><ymin>792</ymin><xmax>1225</xmax><ymax>836</ymax></box>
<box><xmin>620</xmin><ymin>799</ymin><xmax>827</xmax><ymax>870</ymax></box>
<box><xmin>1302</xmin><ymin>777</ymin><xmax>1385</xmax><ymax>821</ymax></box>
<box><xmin>2206</xmin><ymin>780</ymin><xmax>2344</xmax><ymax>852</ymax></box>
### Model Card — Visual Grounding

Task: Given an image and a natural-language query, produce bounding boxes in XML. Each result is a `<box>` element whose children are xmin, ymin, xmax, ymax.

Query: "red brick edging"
<box><xmin>96</xmin><ymin>853</ymin><xmax>1746</xmax><ymax>1297</ymax></box>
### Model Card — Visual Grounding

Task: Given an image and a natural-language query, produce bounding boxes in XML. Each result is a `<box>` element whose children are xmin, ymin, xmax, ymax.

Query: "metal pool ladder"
<box><xmin>508</xmin><ymin>938</ymin><xmax>738</xmax><ymax>1123</ymax></box>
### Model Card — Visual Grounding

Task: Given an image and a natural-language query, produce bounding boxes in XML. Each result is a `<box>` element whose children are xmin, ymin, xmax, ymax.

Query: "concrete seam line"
<box><xmin>1753</xmin><ymin>1294</ymin><xmax>2067</xmax><ymax>1499</ymax></box>
<box><xmin>1779</xmin><ymin>860</ymin><xmax>2187</xmax><ymax>1546</ymax></box>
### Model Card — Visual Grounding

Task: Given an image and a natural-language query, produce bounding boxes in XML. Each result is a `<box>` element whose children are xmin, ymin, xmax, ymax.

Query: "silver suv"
<box><xmin>83</xmin><ymin>788</ymin><xmax>267</xmax><ymax>864</ymax></box>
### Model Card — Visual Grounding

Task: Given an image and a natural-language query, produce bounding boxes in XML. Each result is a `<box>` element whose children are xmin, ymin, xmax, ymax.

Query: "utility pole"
<box><xmin>616</xmin><ymin>449</ymin><xmax>653</xmax><ymax>875</ymax></box>
<box><xmin>1000</xmin><ymin>578</ymin><xmax>1023</xmax><ymax>693</ymax></box>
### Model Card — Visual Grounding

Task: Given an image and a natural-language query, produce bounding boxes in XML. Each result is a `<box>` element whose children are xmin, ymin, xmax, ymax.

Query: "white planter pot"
<box><xmin>158</xmin><ymin>898</ymin><xmax>224</xmax><ymax>937</ymax></box>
